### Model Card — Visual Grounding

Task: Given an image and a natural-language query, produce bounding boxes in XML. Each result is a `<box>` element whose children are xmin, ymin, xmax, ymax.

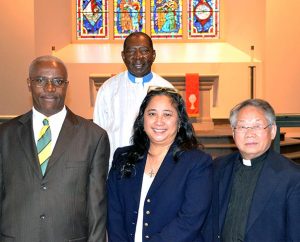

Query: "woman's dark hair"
<box><xmin>115</xmin><ymin>87</ymin><xmax>200</xmax><ymax>178</ymax></box>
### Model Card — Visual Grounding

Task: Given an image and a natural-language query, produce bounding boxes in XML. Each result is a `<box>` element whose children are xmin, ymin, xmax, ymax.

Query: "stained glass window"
<box><xmin>77</xmin><ymin>0</ymin><xmax>108</xmax><ymax>39</ymax></box>
<box><xmin>188</xmin><ymin>0</ymin><xmax>219</xmax><ymax>39</ymax></box>
<box><xmin>75</xmin><ymin>0</ymin><xmax>220</xmax><ymax>40</ymax></box>
<box><xmin>150</xmin><ymin>0</ymin><xmax>183</xmax><ymax>39</ymax></box>
<box><xmin>114</xmin><ymin>0</ymin><xmax>146</xmax><ymax>39</ymax></box>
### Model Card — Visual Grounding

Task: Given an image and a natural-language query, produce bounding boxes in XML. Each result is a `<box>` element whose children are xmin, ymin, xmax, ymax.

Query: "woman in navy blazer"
<box><xmin>107</xmin><ymin>87</ymin><xmax>213</xmax><ymax>242</ymax></box>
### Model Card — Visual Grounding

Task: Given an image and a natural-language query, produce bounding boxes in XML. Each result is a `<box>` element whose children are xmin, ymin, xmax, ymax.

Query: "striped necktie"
<box><xmin>37</xmin><ymin>118</ymin><xmax>52</xmax><ymax>175</ymax></box>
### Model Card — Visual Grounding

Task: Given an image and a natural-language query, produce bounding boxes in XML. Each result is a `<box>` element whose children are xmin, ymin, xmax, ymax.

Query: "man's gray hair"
<box><xmin>229</xmin><ymin>99</ymin><xmax>276</xmax><ymax>128</ymax></box>
<box><xmin>29</xmin><ymin>55</ymin><xmax>67</xmax><ymax>78</ymax></box>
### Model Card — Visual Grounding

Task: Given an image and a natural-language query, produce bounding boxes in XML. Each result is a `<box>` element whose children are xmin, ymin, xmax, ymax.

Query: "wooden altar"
<box><xmin>89</xmin><ymin>74</ymin><xmax>218</xmax><ymax>131</ymax></box>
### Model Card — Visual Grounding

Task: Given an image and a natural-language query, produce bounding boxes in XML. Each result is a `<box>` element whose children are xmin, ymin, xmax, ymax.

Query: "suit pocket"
<box><xmin>65</xmin><ymin>160</ymin><xmax>88</xmax><ymax>168</ymax></box>
<box><xmin>0</xmin><ymin>233</ymin><xmax>15</xmax><ymax>242</ymax></box>
<box><xmin>68</xmin><ymin>236</ymin><xmax>87</xmax><ymax>242</ymax></box>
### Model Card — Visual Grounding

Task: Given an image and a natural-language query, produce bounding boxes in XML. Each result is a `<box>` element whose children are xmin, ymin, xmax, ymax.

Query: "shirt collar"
<box><xmin>240</xmin><ymin>149</ymin><xmax>269</xmax><ymax>167</ymax></box>
<box><xmin>32</xmin><ymin>106</ymin><xmax>67</xmax><ymax>125</ymax></box>
<box><xmin>127</xmin><ymin>71</ymin><xmax>153</xmax><ymax>85</ymax></box>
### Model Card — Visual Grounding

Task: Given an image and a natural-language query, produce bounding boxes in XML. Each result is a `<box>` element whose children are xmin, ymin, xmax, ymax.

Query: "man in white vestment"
<box><xmin>93</xmin><ymin>32</ymin><xmax>173</xmax><ymax>167</ymax></box>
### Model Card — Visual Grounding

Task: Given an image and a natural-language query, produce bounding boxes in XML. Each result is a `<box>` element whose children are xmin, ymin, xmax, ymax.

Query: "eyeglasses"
<box><xmin>29</xmin><ymin>77</ymin><xmax>69</xmax><ymax>88</ymax></box>
<box><xmin>147</xmin><ymin>86</ymin><xmax>179</xmax><ymax>94</ymax></box>
<box><xmin>234</xmin><ymin>124</ymin><xmax>272</xmax><ymax>133</ymax></box>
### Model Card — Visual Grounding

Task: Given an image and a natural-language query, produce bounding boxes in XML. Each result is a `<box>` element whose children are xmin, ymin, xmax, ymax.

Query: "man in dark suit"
<box><xmin>207</xmin><ymin>99</ymin><xmax>300</xmax><ymax>242</ymax></box>
<box><xmin>0</xmin><ymin>55</ymin><xmax>110</xmax><ymax>242</ymax></box>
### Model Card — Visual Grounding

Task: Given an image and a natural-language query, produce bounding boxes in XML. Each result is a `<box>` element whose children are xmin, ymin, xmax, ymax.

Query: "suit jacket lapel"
<box><xmin>45</xmin><ymin>109</ymin><xmax>78</xmax><ymax>173</ymax></box>
<box><xmin>147</xmin><ymin>150</ymin><xmax>174</xmax><ymax>197</ymax></box>
<box><xmin>218</xmin><ymin>153</ymin><xmax>238</xmax><ymax>230</ymax></box>
<box><xmin>246</xmin><ymin>152</ymin><xmax>280</xmax><ymax>232</ymax></box>
<box><xmin>17</xmin><ymin>111</ymin><xmax>42</xmax><ymax>178</ymax></box>
<box><xmin>131</xmin><ymin>158</ymin><xmax>147</xmax><ymax>204</ymax></box>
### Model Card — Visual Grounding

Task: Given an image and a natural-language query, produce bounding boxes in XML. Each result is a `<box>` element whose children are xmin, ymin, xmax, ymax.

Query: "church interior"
<box><xmin>0</xmin><ymin>0</ymin><xmax>300</xmax><ymax>160</ymax></box>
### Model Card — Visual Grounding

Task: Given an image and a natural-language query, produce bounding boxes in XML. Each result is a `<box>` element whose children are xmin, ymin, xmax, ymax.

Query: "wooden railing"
<box><xmin>274</xmin><ymin>114</ymin><xmax>300</xmax><ymax>152</ymax></box>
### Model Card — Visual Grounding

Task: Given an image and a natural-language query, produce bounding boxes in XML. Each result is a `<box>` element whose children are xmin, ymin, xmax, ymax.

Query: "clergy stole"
<box><xmin>185</xmin><ymin>73</ymin><xmax>200</xmax><ymax>117</ymax></box>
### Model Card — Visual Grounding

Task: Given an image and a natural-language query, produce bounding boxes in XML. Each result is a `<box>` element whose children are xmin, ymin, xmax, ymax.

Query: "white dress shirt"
<box><xmin>134</xmin><ymin>173</ymin><xmax>155</xmax><ymax>242</ymax></box>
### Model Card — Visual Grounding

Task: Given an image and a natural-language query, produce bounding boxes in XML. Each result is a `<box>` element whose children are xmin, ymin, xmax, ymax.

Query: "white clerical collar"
<box><xmin>242</xmin><ymin>159</ymin><xmax>252</xmax><ymax>166</ymax></box>
<box><xmin>127</xmin><ymin>71</ymin><xmax>153</xmax><ymax>85</ymax></box>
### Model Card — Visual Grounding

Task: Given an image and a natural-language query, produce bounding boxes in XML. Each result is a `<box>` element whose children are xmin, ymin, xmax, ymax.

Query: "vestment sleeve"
<box><xmin>93</xmin><ymin>84</ymin><xmax>109</xmax><ymax>129</ymax></box>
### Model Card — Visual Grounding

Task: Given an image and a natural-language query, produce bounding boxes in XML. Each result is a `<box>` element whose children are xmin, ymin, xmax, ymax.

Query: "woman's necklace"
<box><xmin>149</xmin><ymin>168</ymin><xmax>155</xmax><ymax>178</ymax></box>
<box><xmin>146</xmin><ymin>154</ymin><xmax>157</xmax><ymax>177</ymax></box>
<box><xmin>146</xmin><ymin>151</ymin><xmax>167</xmax><ymax>178</ymax></box>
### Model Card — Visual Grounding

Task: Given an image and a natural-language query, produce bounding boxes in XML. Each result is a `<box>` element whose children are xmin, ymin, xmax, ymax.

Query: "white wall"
<box><xmin>1</xmin><ymin>0</ymin><xmax>299</xmax><ymax>119</ymax></box>
<box><xmin>264</xmin><ymin>0</ymin><xmax>300</xmax><ymax>113</ymax></box>
<box><xmin>0</xmin><ymin>0</ymin><xmax>35</xmax><ymax>115</ymax></box>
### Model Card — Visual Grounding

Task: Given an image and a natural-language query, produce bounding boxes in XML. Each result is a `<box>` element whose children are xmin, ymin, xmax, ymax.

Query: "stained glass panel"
<box><xmin>113</xmin><ymin>0</ymin><xmax>146</xmax><ymax>39</ymax></box>
<box><xmin>77</xmin><ymin>0</ymin><xmax>108</xmax><ymax>39</ymax></box>
<box><xmin>188</xmin><ymin>0</ymin><xmax>219</xmax><ymax>39</ymax></box>
<box><xmin>151</xmin><ymin>0</ymin><xmax>183</xmax><ymax>39</ymax></box>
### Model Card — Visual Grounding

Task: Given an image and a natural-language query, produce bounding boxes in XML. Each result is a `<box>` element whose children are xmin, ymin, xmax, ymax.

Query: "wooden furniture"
<box><xmin>274</xmin><ymin>114</ymin><xmax>300</xmax><ymax>152</ymax></box>
<box><xmin>89</xmin><ymin>74</ymin><xmax>219</xmax><ymax>130</ymax></box>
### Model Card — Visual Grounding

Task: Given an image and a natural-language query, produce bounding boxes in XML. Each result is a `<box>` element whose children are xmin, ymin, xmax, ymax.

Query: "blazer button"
<box><xmin>40</xmin><ymin>214</ymin><xmax>46</xmax><ymax>220</ymax></box>
<box><xmin>146</xmin><ymin>198</ymin><xmax>151</xmax><ymax>203</ymax></box>
<box><xmin>145</xmin><ymin>235</ymin><xmax>150</xmax><ymax>239</ymax></box>
<box><xmin>144</xmin><ymin>222</ymin><xmax>149</xmax><ymax>227</ymax></box>
<box><xmin>41</xmin><ymin>185</ymin><xmax>47</xmax><ymax>190</ymax></box>
<box><xmin>146</xmin><ymin>210</ymin><xmax>150</xmax><ymax>215</ymax></box>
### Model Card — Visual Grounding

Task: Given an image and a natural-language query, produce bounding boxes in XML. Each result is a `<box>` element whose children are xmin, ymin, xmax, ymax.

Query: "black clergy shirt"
<box><xmin>221</xmin><ymin>151</ymin><xmax>268</xmax><ymax>242</ymax></box>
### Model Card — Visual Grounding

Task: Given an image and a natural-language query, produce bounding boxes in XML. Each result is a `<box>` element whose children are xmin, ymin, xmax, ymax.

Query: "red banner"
<box><xmin>185</xmin><ymin>73</ymin><xmax>200</xmax><ymax>117</ymax></box>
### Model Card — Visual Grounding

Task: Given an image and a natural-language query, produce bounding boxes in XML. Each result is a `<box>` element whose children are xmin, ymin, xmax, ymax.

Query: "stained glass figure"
<box><xmin>77</xmin><ymin>0</ymin><xmax>108</xmax><ymax>39</ymax></box>
<box><xmin>151</xmin><ymin>0</ymin><xmax>182</xmax><ymax>39</ymax></box>
<box><xmin>114</xmin><ymin>0</ymin><xmax>146</xmax><ymax>39</ymax></box>
<box><xmin>188</xmin><ymin>0</ymin><xmax>219</xmax><ymax>39</ymax></box>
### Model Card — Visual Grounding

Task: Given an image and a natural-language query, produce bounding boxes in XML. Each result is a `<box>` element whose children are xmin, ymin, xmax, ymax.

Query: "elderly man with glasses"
<box><xmin>204</xmin><ymin>98</ymin><xmax>300</xmax><ymax>242</ymax></box>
